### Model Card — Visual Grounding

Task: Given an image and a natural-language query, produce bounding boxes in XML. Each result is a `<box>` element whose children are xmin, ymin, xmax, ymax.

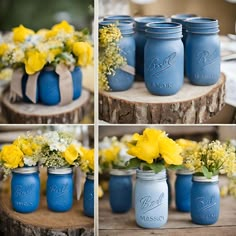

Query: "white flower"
<box><xmin>24</xmin><ymin>157</ymin><xmax>37</xmax><ymax>166</ymax></box>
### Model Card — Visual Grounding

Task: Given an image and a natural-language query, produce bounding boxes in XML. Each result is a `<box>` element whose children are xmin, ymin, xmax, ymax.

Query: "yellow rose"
<box><xmin>13</xmin><ymin>24</ymin><xmax>35</xmax><ymax>43</ymax></box>
<box><xmin>80</xmin><ymin>147</ymin><xmax>94</xmax><ymax>171</ymax></box>
<box><xmin>159</xmin><ymin>137</ymin><xmax>183</xmax><ymax>165</ymax></box>
<box><xmin>100</xmin><ymin>146</ymin><xmax>120</xmax><ymax>163</ymax></box>
<box><xmin>0</xmin><ymin>43</ymin><xmax>9</xmax><ymax>56</ymax></box>
<box><xmin>52</xmin><ymin>20</ymin><xmax>74</xmax><ymax>34</ymax></box>
<box><xmin>62</xmin><ymin>144</ymin><xmax>79</xmax><ymax>165</ymax></box>
<box><xmin>127</xmin><ymin>128</ymin><xmax>165</xmax><ymax>164</ymax></box>
<box><xmin>73</xmin><ymin>42</ymin><xmax>93</xmax><ymax>66</ymax></box>
<box><xmin>25</xmin><ymin>50</ymin><xmax>47</xmax><ymax>75</ymax></box>
<box><xmin>0</xmin><ymin>145</ymin><xmax>24</xmax><ymax>169</ymax></box>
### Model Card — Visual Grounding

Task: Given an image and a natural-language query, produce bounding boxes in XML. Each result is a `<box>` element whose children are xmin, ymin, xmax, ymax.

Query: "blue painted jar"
<box><xmin>171</xmin><ymin>13</ymin><xmax>197</xmax><ymax>45</ymax></box>
<box><xmin>185</xmin><ymin>18</ymin><xmax>220</xmax><ymax>85</ymax></box>
<box><xmin>83</xmin><ymin>174</ymin><xmax>94</xmax><ymax>217</ymax></box>
<box><xmin>191</xmin><ymin>175</ymin><xmax>220</xmax><ymax>225</ymax></box>
<box><xmin>11</xmin><ymin>167</ymin><xmax>40</xmax><ymax>213</ymax></box>
<box><xmin>144</xmin><ymin>22</ymin><xmax>184</xmax><ymax>96</ymax></box>
<box><xmin>38</xmin><ymin>66</ymin><xmax>82</xmax><ymax>105</ymax></box>
<box><xmin>109</xmin><ymin>169</ymin><xmax>133</xmax><ymax>213</ymax></box>
<box><xmin>99</xmin><ymin>21</ymin><xmax>135</xmax><ymax>91</ymax></box>
<box><xmin>103</xmin><ymin>15</ymin><xmax>134</xmax><ymax>22</ymax></box>
<box><xmin>175</xmin><ymin>169</ymin><xmax>193</xmax><ymax>212</ymax></box>
<box><xmin>134</xmin><ymin>16</ymin><xmax>167</xmax><ymax>80</ymax></box>
<box><xmin>135</xmin><ymin>169</ymin><xmax>168</xmax><ymax>228</ymax></box>
<box><xmin>47</xmin><ymin>167</ymin><xmax>73</xmax><ymax>212</ymax></box>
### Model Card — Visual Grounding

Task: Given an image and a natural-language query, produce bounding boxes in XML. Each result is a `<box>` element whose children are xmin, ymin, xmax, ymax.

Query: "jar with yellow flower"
<box><xmin>0</xmin><ymin>21</ymin><xmax>93</xmax><ymax>106</ymax></box>
<box><xmin>126</xmin><ymin>128</ymin><xmax>183</xmax><ymax>228</ymax></box>
<box><xmin>79</xmin><ymin>146</ymin><xmax>94</xmax><ymax>217</ymax></box>
<box><xmin>0</xmin><ymin>134</ymin><xmax>42</xmax><ymax>213</ymax></box>
<box><xmin>186</xmin><ymin>139</ymin><xmax>236</xmax><ymax>225</ymax></box>
<box><xmin>40</xmin><ymin>131</ymin><xmax>82</xmax><ymax>212</ymax></box>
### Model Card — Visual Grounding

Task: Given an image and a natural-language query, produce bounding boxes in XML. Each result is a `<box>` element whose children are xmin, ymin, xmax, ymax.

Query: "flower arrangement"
<box><xmin>99</xmin><ymin>135</ymin><xmax>133</xmax><ymax>172</ymax></box>
<box><xmin>183</xmin><ymin>138</ymin><xmax>236</xmax><ymax>178</ymax></box>
<box><xmin>126</xmin><ymin>128</ymin><xmax>183</xmax><ymax>173</ymax></box>
<box><xmin>0</xmin><ymin>134</ymin><xmax>42</xmax><ymax>178</ymax></box>
<box><xmin>0</xmin><ymin>21</ymin><xmax>93</xmax><ymax>75</ymax></box>
<box><xmin>79</xmin><ymin>147</ymin><xmax>94</xmax><ymax>174</ymax></box>
<box><xmin>40</xmin><ymin>131</ymin><xmax>82</xmax><ymax>168</ymax></box>
<box><xmin>99</xmin><ymin>23</ymin><xmax>126</xmax><ymax>91</ymax></box>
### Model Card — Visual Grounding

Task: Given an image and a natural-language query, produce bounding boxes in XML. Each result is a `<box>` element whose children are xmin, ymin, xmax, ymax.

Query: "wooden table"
<box><xmin>0</xmin><ymin>192</ymin><xmax>94</xmax><ymax>236</ymax></box>
<box><xmin>99</xmin><ymin>194</ymin><xmax>236</xmax><ymax>236</ymax></box>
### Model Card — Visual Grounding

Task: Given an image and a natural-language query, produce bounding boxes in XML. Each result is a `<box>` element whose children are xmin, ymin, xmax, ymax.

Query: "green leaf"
<box><xmin>167</xmin><ymin>164</ymin><xmax>184</xmax><ymax>171</ymax></box>
<box><xmin>125</xmin><ymin>158</ymin><xmax>141</xmax><ymax>169</ymax></box>
<box><xmin>142</xmin><ymin>163</ymin><xmax>165</xmax><ymax>174</ymax></box>
<box><xmin>202</xmin><ymin>166</ymin><xmax>213</xmax><ymax>179</ymax></box>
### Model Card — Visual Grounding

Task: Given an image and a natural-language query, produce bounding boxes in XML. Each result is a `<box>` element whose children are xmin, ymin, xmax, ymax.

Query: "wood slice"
<box><xmin>1</xmin><ymin>89</ymin><xmax>91</xmax><ymax>124</ymax></box>
<box><xmin>0</xmin><ymin>192</ymin><xmax>94</xmax><ymax>236</ymax></box>
<box><xmin>99</xmin><ymin>74</ymin><xmax>226</xmax><ymax>124</ymax></box>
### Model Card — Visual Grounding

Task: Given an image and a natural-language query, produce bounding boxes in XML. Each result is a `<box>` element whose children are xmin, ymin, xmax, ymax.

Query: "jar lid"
<box><xmin>193</xmin><ymin>175</ymin><xmax>219</xmax><ymax>182</ymax></box>
<box><xmin>145</xmin><ymin>22</ymin><xmax>182</xmax><ymax>39</ymax></box>
<box><xmin>135</xmin><ymin>16</ymin><xmax>167</xmax><ymax>32</ymax></box>
<box><xmin>176</xmin><ymin>168</ymin><xmax>194</xmax><ymax>175</ymax></box>
<box><xmin>136</xmin><ymin>169</ymin><xmax>166</xmax><ymax>181</ymax></box>
<box><xmin>110</xmin><ymin>169</ymin><xmax>135</xmax><ymax>176</ymax></box>
<box><xmin>99</xmin><ymin>20</ymin><xmax>135</xmax><ymax>34</ymax></box>
<box><xmin>12</xmin><ymin>166</ymin><xmax>39</xmax><ymax>174</ymax></box>
<box><xmin>48</xmin><ymin>167</ymin><xmax>73</xmax><ymax>174</ymax></box>
<box><xmin>87</xmin><ymin>173</ymin><xmax>94</xmax><ymax>180</ymax></box>
<box><xmin>103</xmin><ymin>15</ymin><xmax>134</xmax><ymax>22</ymax></box>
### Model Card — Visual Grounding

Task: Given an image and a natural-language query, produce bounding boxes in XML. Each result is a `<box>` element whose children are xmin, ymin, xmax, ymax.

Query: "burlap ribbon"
<box><xmin>120</xmin><ymin>64</ymin><xmax>135</xmax><ymax>75</ymax></box>
<box><xmin>10</xmin><ymin>64</ymin><xmax>75</xmax><ymax>106</ymax></box>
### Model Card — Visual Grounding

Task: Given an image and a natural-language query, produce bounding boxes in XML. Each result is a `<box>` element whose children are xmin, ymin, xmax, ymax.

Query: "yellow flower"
<box><xmin>51</xmin><ymin>20</ymin><xmax>74</xmax><ymax>34</ymax></box>
<box><xmin>62</xmin><ymin>144</ymin><xmax>79</xmax><ymax>165</ymax></box>
<box><xmin>176</xmin><ymin>139</ymin><xmax>197</xmax><ymax>149</ymax></box>
<box><xmin>100</xmin><ymin>146</ymin><xmax>120</xmax><ymax>163</ymax></box>
<box><xmin>80</xmin><ymin>147</ymin><xmax>94</xmax><ymax>171</ymax></box>
<box><xmin>159</xmin><ymin>137</ymin><xmax>183</xmax><ymax>165</ymax></box>
<box><xmin>24</xmin><ymin>50</ymin><xmax>47</xmax><ymax>75</ymax></box>
<box><xmin>13</xmin><ymin>137</ymin><xmax>40</xmax><ymax>156</ymax></box>
<box><xmin>127</xmin><ymin>128</ymin><xmax>165</xmax><ymax>164</ymax></box>
<box><xmin>0</xmin><ymin>43</ymin><xmax>9</xmax><ymax>56</ymax></box>
<box><xmin>0</xmin><ymin>68</ymin><xmax>13</xmax><ymax>80</ymax></box>
<box><xmin>0</xmin><ymin>145</ymin><xmax>24</xmax><ymax>169</ymax></box>
<box><xmin>13</xmin><ymin>24</ymin><xmax>35</xmax><ymax>43</ymax></box>
<box><xmin>73</xmin><ymin>42</ymin><xmax>93</xmax><ymax>66</ymax></box>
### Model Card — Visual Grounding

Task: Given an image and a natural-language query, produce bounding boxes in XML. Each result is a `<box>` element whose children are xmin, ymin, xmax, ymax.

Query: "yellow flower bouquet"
<box><xmin>0</xmin><ymin>134</ymin><xmax>42</xmax><ymax>178</ymax></box>
<box><xmin>126</xmin><ymin>128</ymin><xmax>183</xmax><ymax>173</ymax></box>
<box><xmin>0</xmin><ymin>21</ymin><xmax>93</xmax><ymax>105</ymax></box>
<box><xmin>183</xmin><ymin>138</ymin><xmax>236</xmax><ymax>179</ymax></box>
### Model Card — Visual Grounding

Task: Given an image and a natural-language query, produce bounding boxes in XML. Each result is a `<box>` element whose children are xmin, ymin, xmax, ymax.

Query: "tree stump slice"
<box><xmin>99</xmin><ymin>73</ymin><xmax>226</xmax><ymax>124</ymax></box>
<box><xmin>1</xmin><ymin>88</ymin><xmax>91</xmax><ymax>124</ymax></box>
<box><xmin>0</xmin><ymin>192</ymin><xmax>94</xmax><ymax>236</ymax></box>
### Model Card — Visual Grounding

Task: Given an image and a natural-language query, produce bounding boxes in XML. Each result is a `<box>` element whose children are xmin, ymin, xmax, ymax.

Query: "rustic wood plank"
<box><xmin>1</xmin><ymin>88</ymin><xmax>91</xmax><ymax>124</ymax></box>
<box><xmin>99</xmin><ymin>74</ymin><xmax>226</xmax><ymax>124</ymax></box>
<box><xmin>0</xmin><ymin>192</ymin><xmax>94</xmax><ymax>236</ymax></box>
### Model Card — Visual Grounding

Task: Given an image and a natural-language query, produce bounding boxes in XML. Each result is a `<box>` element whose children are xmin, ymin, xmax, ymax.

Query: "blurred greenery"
<box><xmin>0</xmin><ymin>0</ymin><xmax>94</xmax><ymax>31</ymax></box>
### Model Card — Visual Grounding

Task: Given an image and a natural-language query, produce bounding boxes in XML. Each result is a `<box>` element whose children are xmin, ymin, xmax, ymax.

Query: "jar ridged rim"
<box><xmin>176</xmin><ymin>169</ymin><xmax>194</xmax><ymax>175</ymax></box>
<box><xmin>110</xmin><ymin>169</ymin><xmax>135</xmax><ymax>176</ymax></box>
<box><xmin>12</xmin><ymin>166</ymin><xmax>39</xmax><ymax>174</ymax></box>
<box><xmin>193</xmin><ymin>175</ymin><xmax>219</xmax><ymax>182</ymax></box>
<box><xmin>48</xmin><ymin>167</ymin><xmax>72</xmax><ymax>174</ymax></box>
<box><xmin>87</xmin><ymin>173</ymin><xmax>94</xmax><ymax>180</ymax></box>
<box><xmin>136</xmin><ymin>169</ymin><xmax>166</xmax><ymax>180</ymax></box>
<box><xmin>103</xmin><ymin>15</ymin><xmax>133</xmax><ymax>21</ymax></box>
<box><xmin>171</xmin><ymin>13</ymin><xmax>198</xmax><ymax>20</ymax></box>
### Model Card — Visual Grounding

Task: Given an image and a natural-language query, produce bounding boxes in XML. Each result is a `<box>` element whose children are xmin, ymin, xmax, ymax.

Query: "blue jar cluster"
<box><xmin>100</xmin><ymin>14</ymin><xmax>220</xmax><ymax>96</ymax></box>
<box><xmin>11</xmin><ymin>167</ymin><xmax>94</xmax><ymax>217</ymax></box>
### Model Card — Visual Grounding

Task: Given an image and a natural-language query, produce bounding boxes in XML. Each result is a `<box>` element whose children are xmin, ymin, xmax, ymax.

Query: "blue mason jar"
<box><xmin>109</xmin><ymin>169</ymin><xmax>133</xmax><ymax>213</ymax></box>
<box><xmin>11</xmin><ymin>167</ymin><xmax>40</xmax><ymax>213</ymax></box>
<box><xmin>47</xmin><ymin>167</ymin><xmax>73</xmax><ymax>212</ymax></box>
<box><xmin>99</xmin><ymin>21</ymin><xmax>135</xmax><ymax>91</ymax></box>
<box><xmin>83</xmin><ymin>174</ymin><xmax>94</xmax><ymax>217</ymax></box>
<box><xmin>144</xmin><ymin>22</ymin><xmax>184</xmax><ymax>96</ymax></box>
<box><xmin>191</xmin><ymin>175</ymin><xmax>220</xmax><ymax>225</ymax></box>
<box><xmin>134</xmin><ymin>16</ymin><xmax>167</xmax><ymax>80</ymax></box>
<box><xmin>175</xmin><ymin>169</ymin><xmax>193</xmax><ymax>212</ymax></box>
<box><xmin>103</xmin><ymin>15</ymin><xmax>134</xmax><ymax>22</ymax></box>
<box><xmin>185</xmin><ymin>18</ymin><xmax>220</xmax><ymax>85</ymax></box>
<box><xmin>135</xmin><ymin>169</ymin><xmax>168</xmax><ymax>228</ymax></box>
<box><xmin>171</xmin><ymin>13</ymin><xmax>197</xmax><ymax>45</ymax></box>
<box><xmin>38</xmin><ymin>66</ymin><xmax>82</xmax><ymax>105</ymax></box>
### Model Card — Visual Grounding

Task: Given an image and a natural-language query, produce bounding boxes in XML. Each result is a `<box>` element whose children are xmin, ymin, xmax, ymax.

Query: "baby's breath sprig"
<box><xmin>99</xmin><ymin>24</ymin><xmax>126</xmax><ymax>91</ymax></box>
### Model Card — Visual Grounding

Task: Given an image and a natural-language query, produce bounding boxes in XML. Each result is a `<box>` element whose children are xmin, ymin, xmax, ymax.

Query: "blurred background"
<box><xmin>0</xmin><ymin>0</ymin><xmax>94</xmax><ymax>31</ymax></box>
